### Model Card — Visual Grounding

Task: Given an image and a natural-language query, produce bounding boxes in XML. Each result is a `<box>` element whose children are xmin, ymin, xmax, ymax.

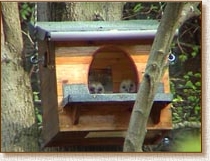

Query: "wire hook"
<box><xmin>30</xmin><ymin>55</ymin><xmax>39</xmax><ymax>64</ymax></box>
<box><xmin>168</xmin><ymin>51</ymin><xmax>176</xmax><ymax>62</ymax></box>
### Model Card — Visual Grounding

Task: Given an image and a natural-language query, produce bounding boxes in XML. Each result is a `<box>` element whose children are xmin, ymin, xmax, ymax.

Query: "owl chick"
<box><xmin>88</xmin><ymin>82</ymin><xmax>105</xmax><ymax>94</ymax></box>
<box><xmin>119</xmin><ymin>79</ymin><xmax>136</xmax><ymax>93</ymax></box>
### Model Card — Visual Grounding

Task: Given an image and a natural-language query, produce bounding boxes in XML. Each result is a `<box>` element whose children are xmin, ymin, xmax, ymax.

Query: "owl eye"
<box><xmin>98</xmin><ymin>87</ymin><xmax>102</xmax><ymax>92</ymax></box>
<box><xmin>130</xmin><ymin>83</ymin><xmax>134</xmax><ymax>87</ymax></box>
<box><xmin>122</xmin><ymin>85</ymin><xmax>126</xmax><ymax>89</ymax></box>
<box><xmin>89</xmin><ymin>87</ymin><xmax>95</xmax><ymax>92</ymax></box>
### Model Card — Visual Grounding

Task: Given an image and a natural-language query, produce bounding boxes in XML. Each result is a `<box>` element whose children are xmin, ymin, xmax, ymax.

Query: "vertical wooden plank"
<box><xmin>70</xmin><ymin>106</ymin><xmax>81</xmax><ymax>125</ymax></box>
<box><xmin>159</xmin><ymin>103</ymin><xmax>172</xmax><ymax>128</ymax></box>
<box><xmin>162</xmin><ymin>69</ymin><xmax>170</xmax><ymax>93</ymax></box>
<box><xmin>38</xmin><ymin>41</ymin><xmax>60</xmax><ymax>146</ymax></box>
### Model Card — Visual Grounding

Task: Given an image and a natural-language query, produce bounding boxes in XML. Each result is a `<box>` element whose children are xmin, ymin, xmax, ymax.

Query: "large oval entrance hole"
<box><xmin>88</xmin><ymin>46</ymin><xmax>139</xmax><ymax>93</ymax></box>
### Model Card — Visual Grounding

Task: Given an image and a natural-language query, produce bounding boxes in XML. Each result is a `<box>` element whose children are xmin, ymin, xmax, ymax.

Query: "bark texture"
<box><xmin>123</xmin><ymin>2</ymin><xmax>200</xmax><ymax>152</ymax></box>
<box><xmin>1</xmin><ymin>2</ymin><xmax>39</xmax><ymax>152</ymax></box>
<box><xmin>51</xmin><ymin>2</ymin><xmax>124</xmax><ymax>21</ymax></box>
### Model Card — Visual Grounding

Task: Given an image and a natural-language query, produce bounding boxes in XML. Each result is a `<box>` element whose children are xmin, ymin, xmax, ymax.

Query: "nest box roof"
<box><xmin>33</xmin><ymin>20</ymin><xmax>160</xmax><ymax>41</ymax></box>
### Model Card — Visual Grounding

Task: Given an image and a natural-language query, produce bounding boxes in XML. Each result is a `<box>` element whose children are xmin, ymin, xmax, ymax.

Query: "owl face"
<box><xmin>119</xmin><ymin>79</ymin><xmax>136</xmax><ymax>93</ymax></box>
<box><xmin>88</xmin><ymin>82</ymin><xmax>105</xmax><ymax>94</ymax></box>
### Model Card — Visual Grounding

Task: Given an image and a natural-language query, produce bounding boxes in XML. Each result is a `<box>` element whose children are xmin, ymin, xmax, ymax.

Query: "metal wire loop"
<box><xmin>168</xmin><ymin>53</ymin><xmax>176</xmax><ymax>62</ymax></box>
<box><xmin>30</xmin><ymin>55</ymin><xmax>39</xmax><ymax>64</ymax></box>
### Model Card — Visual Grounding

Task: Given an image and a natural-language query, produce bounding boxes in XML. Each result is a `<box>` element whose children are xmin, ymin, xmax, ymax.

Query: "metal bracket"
<box><xmin>42</xmin><ymin>41</ymin><xmax>55</xmax><ymax>69</ymax></box>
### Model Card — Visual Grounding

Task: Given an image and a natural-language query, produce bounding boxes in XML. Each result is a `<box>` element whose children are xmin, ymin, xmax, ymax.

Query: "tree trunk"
<box><xmin>1</xmin><ymin>2</ymin><xmax>39</xmax><ymax>152</ymax></box>
<box><xmin>51</xmin><ymin>2</ymin><xmax>124</xmax><ymax>21</ymax></box>
<box><xmin>123</xmin><ymin>2</ymin><xmax>200</xmax><ymax>152</ymax></box>
<box><xmin>37</xmin><ymin>2</ymin><xmax>51</xmax><ymax>21</ymax></box>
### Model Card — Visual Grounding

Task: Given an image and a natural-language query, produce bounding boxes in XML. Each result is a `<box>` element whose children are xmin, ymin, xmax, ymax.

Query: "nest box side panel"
<box><xmin>159</xmin><ymin>103</ymin><xmax>172</xmax><ymax>129</ymax></box>
<box><xmin>162</xmin><ymin>69</ymin><xmax>171</xmax><ymax>93</ymax></box>
<box><xmin>38</xmin><ymin>41</ymin><xmax>60</xmax><ymax>146</ymax></box>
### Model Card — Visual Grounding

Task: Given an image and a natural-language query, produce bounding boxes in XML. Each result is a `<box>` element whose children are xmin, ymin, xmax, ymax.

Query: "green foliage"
<box><xmin>171</xmin><ymin>71</ymin><xmax>201</xmax><ymax>124</ymax></box>
<box><xmin>179</xmin><ymin>54</ymin><xmax>188</xmax><ymax>62</ymax></box>
<box><xmin>133</xmin><ymin>3</ymin><xmax>143</xmax><ymax>13</ymax></box>
<box><xmin>178</xmin><ymin>44</ymin><xmax>200</xmax><ymax>63</ymax></box>
<box><xmin>19</xmin><ymin>2</ymin><xmax>34</xmax><ymax>22</ymax></box>
<box><xmin>170</xmin><ymin>128</ymin><xmax>201</xmax><ymax>152</ymax></box>
<box><xmin>33</xmin><ymin>92</ymin><xmax>42</xmax><ymax>129</ymax></box>
<box><xmin>175</xmin><ymin>134</ymin><xmax>201</xmax><ymax>152</ymax></box>
<box><xmin>171</xmin><ymin>40</ymin><xmax>201</xmax><ymax>124</ymax></box>
<box><xmin>132</xmin><ymin>3</ymin><xmax>160</xmax><ymax>13</ymax></box>
<box><xmin>35</xmin><ymin>107</ymin><xmax>42</xmax><ymax>127</ymax></box>
<box><xmin>33</xmin><ymin>91</ymin><xmax>39</xmax><ymax>101</ymax></box>
<box><xmin>124</xmin><ymin>2</ymin><xmax>166</xmax><ymax>20</ymax></box>
<box><xmin>191</xmin><ymin>46</ymin><xmax>199</xmax><ymax>58</ymax></box>
<box><xmin>176</xmin><ymin>29</ymin><xmax>201</xmax><ymax>62</ymax></box>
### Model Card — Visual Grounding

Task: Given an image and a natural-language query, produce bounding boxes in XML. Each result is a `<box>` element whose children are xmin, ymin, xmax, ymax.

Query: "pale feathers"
<box><xmin>119</xmin><ymin>79</ymin><xmax>136</xmax><ymax>93</ymax></box>
<box><xmin>89</xmin><ymin>79</ymin><xmax>136</xmax><ymax>94</ymax></box>
<box><xmin>88</xmin><ymin>82</ymin><xmax>105</xmax><ymax>94</ymax></box>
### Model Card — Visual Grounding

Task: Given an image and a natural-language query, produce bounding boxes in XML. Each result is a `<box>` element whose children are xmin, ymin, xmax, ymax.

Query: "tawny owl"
<box><xmin>88</xmin><ymin>82</ymin><xmax>105</xmax><ymax>94</ymax></box>
<box><xmin>119</xmin><ymin>79</ymin><xmax>136</xmax><ymax>93</ymax></box>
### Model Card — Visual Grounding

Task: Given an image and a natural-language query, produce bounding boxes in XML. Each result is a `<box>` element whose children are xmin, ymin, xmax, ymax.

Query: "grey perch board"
<box><xmin>62</xmin><ymin>84</ymin><xmax>173</xmax><ymax>107</ymax></box>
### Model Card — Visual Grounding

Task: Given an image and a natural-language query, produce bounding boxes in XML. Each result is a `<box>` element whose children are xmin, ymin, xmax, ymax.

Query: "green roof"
<box><xmin>32</xmin><ymin>20</ymin><xmax>160</xmax><ymax>41</ymax></box>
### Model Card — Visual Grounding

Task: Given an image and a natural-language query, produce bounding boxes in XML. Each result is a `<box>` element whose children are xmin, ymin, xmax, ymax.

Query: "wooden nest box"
<box><xmin>35</xmin><ymin>20</ymin><xmax>173</xmax><ymax>147</ymax></box>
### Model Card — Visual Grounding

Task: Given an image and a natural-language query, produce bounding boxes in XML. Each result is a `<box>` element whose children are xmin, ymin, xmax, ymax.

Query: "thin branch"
<box><xmin>123</xmin><ymin>6</ymin><xmax>157</xmax><ymax>20</ymax></box>
<box><xmin>179</xmin><ymin>42</ymin><xmax>201</xmax><ymax>49</ymax></box>
<box><xmin>21</xmin><ymin>30</ymin><xmax>34</xmax><ymax>45</ymax></box>
<box><xmin>177</xmin><ymin>37</ymin><xmax>186</xmax><ymax>54</ymax></box>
